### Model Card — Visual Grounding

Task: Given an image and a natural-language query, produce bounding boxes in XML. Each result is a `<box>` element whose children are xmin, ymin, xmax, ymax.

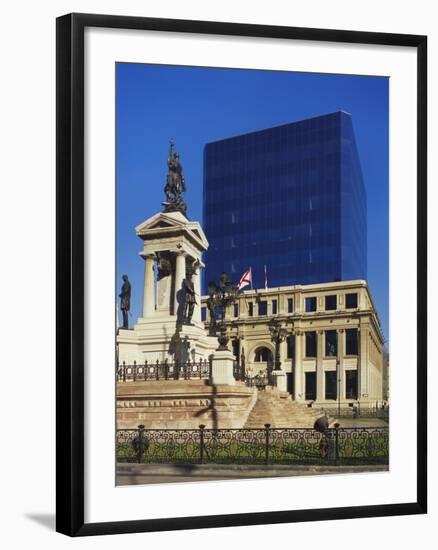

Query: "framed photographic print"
<box><xmin>56</xmin><ymin>12</ymin><xmax>427</xmax><ymax>536</ymax></box>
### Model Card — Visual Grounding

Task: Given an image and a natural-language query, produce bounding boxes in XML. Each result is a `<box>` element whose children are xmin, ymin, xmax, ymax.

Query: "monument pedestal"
<box><xmin>117</xmin><ymin>320</ymin><xmax>218</xmax><ymax>364</ymax></box>
<box><xmin>210</xmin><ymin>349</ymin><xmax>236</xmax><ymax>385</ymax></box>
<box><xmin>117</xmin><ymin>379</ymin><xmax>257</xmax><ymax>429</ymax></box>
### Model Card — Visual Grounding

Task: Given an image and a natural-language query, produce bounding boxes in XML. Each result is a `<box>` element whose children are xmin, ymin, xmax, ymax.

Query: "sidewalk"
<box><xmin>116</xmin><ymin>462</ymin><xmax>389</xmax><ymax>485</ymax></box>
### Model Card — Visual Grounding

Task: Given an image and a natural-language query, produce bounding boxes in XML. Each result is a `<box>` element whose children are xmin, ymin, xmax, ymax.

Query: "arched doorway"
<box><xmin>251</xmin><ymin>346</ymin><xmax>274</xmax><ymax>382</ymax></box>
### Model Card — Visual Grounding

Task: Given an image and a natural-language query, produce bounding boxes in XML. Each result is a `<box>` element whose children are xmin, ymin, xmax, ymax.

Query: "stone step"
<box><xmin>244</xmin><ymin>389</ymin><xmax>323</xmax><ymax>429</ymax></box>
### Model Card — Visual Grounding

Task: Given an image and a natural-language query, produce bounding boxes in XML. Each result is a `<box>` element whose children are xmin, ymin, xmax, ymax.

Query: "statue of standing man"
<box><xmin>119</xmin><ymin>274</ymin><xmax>131</xmax><ymax>329</ymax></box>
<box><xmin>181</xmin><ymin>271</ymin><xmax>196</xmax><ymax>325</ymax></box>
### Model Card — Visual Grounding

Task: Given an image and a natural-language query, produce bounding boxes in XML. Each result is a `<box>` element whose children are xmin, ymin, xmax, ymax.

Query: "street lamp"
<box><xmin>207</xmin><ymin>273</ymin><xmax>240</xmax><ymax>351</ymax></box>
<box><xmin>337</xmin><ymin>357</ymin><xmax>341</xmax><ymax>417</ymax></box>
<box><xmin>268</xmin><ymin>320</ymin><xmax>288</xmax><ymax>372</ymax></box>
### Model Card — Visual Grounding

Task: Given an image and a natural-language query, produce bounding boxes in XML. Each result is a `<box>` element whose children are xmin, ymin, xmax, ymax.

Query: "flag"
<box><xmin>264</xmin><ymin>264</ymin><xmax>268</xmax><ymax>291</ymax></box>
<box><xmin>238</xmin><ymin>267</ymin><xmax>252</xmax><ymax>290</ymax></box>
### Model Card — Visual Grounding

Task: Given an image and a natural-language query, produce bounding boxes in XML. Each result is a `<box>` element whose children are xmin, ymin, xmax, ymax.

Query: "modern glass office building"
<box><xmin>203</xmin><ymin>111</ymin><xmax>367</xmax><ymax>290</ymax></box>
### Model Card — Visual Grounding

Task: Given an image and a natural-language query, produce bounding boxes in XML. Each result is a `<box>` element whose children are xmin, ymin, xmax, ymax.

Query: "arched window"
<box><xmin>254</xmin><ymin>347</ymin><xmax>273</xmax><ymax>362</ymax></box>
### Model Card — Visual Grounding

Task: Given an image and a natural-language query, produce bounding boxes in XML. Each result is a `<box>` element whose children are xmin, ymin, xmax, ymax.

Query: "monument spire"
<box><xmin>162</xmin><ymin>140</ymin><xmax>188</xmax><ymax>217</ymax></box>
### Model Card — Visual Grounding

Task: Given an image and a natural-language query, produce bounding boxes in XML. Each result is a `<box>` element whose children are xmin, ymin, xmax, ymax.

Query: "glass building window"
<box><xmin>248</xmin><ymin>302</ymin><xmax>253</xmax><ymax>317</ymax></box>
<box><xmin>258</xmin><ymin>301</ymin><xmax>267</xmax><ymax>316</ymax></box>
<box><xmin>287</xmin><ymin>335</ymin><xmax>295</xmax><ymax>359</ymax></box>
<box><xmin>272</xmin><ymin>299</ymin><xmax>278</xmax><ymax>314</ymax></box>
<box><xmin>287</xmin><ymin>298</ymin><xmax>294</xmax><ymax>313</ymax></box>
<box><xmin>325</xmin><ymin>330</ymin><xmax>337</xmax><ymax>356</ymax></box>
<box><xmin>305</xmin><ymin>372</ymin><xmax>316</xmax><ymax>400</ymax></box>
<box><xmin>305</xmin><ymin>297</ymin><xmax>317</xmax><ymax>312</ymax></box>
<box><xmin>254</xmin><ymin>347</ymin><xmax>272</xmax><ymax>362</ymax></box>
<box><xmin>232</xmin><ymin>339</ymin><xmax>239</xmax><ymax>362</ymax></box>
<box><xmin>233</xmin><ymin>303</ymin><xmax>239</xmax><ymax>318</ymax></box>
<box><xmin>203</xmin><ymin>112</ymin><xmax>367</xmax><ymax>292</ymax></box>
<box><xmin>201</xmin><ymin>307</ymin><xmax>207</xmax><ymax>322</ymax></box>
<box><xmin>325</xmin><ymin>295</ymin><xmax>337</xmax><ymax>311</ymax></box>
<box><xmin>345</xmin><ymin>370</ymin><xmax>358</xmax><ymax>399</ymax></box>
<box><xmin>305</xmin><ymin>331</ymin><xmax>317</xmax><ymax>357</ymax></box>
<box><xmin>346</xmin><ymin>293</ymin><xmax>358</xmax><ymax>309</ymax></box>
<box><xmin>325</xmin><ymin>371</ymin><xmax>337</xmax><ymax>400</ymax></box>
<box><xmin>346</xmin><ymin>328</ymin><xmax>358</xmax><ymax>355</ymax></box>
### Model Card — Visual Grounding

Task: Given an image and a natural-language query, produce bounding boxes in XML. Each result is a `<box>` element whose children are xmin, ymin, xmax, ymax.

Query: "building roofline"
<box><xmin>201</xmin><ymin>279</ymin><xmax>383</xmax><ymax>336</ymax></box>
<box><xmin>237</xmin><ymin>279</ymin><xmax>368</xmax><ymax>294</ymax></box>
<box><xmin>204</xmin><ymin>110</ymin><xmax>350</xmax><ymax>147</ymax></box>
<box><xmin>236</xmin><ymin>279</ymin><xmax>382</xmax><ymax>332</ymax></box>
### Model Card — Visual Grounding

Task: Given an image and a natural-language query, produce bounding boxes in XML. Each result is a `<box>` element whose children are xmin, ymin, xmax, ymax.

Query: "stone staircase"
<box><xmin>244</xmin><ymin>388</ymin><xmax>324</xmax><ymax>429</ymax></box>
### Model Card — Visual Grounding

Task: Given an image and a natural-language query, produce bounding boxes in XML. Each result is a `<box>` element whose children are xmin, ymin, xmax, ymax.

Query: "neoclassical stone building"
<box><xmin>201</xmin><ymin>280</ymin><xmax>385</xmax><ymax>408</ymax></box>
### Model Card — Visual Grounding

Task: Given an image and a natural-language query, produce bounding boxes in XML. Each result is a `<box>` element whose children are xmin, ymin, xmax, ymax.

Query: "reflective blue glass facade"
<box><xmin>203</xmin><ymin>112</ymin><xmax>367</xmax><ymax>290</ymax></box>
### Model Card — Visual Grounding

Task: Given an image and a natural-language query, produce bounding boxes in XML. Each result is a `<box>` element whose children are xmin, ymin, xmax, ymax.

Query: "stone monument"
<box><xmin>117</xmin><ymin>142</ymin><xmax>218</xmax><ymax>364</ymax></box>
<box><xmin>116</xmin><ymin>142</ymin><xmax>259</xmax><ymax>431</ymax></box>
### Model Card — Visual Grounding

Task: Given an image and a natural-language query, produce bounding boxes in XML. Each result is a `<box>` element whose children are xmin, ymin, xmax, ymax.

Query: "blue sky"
<box><xmin>116</xmin><ymin>63</ymin><xmax>388</xmax><ymax>341</ymax></box>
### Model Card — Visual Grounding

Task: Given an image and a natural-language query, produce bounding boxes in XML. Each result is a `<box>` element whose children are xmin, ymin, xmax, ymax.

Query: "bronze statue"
<box><xmin>206</xmin><ymin>281</ymin><xmax>218</xmax><ymax>335</ymax></box>
<box><xmin>219</xmin><ymin>272</ymin><xmax>235</xmax><ymax>292</ymax></box>
<box><xmin>156</xmin><ymin>254</ymin><xmax>172</xmax><ymax>280</ymax></box>
<box><xmin>119</xmin><ymin>274</ymin><xmax>131</xmax><ymax>329</ymax></box>
<box><xmin>181</xmin><ymin>271</ymin><xmax>196</xmax><ymax>324</ymax></box>
<box><xmin>162</xmin><ymin>140</ymin><xmax>188</xmax><ymax>216</ymax></box>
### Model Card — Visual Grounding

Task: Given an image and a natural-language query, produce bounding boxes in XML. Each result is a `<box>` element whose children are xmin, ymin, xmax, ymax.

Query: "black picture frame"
<box><xmin>56</xmin><ymin>12</ymin><xmax>427</xmax><ymax>537</ymax></box>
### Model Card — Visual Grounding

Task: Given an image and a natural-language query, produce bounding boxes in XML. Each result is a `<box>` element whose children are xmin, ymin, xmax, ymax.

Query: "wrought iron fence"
<box><xmin>116</xmin><ymin>425</ymin><xmax>389</xmax><ymax>466</ymax></box>
<box><xmin>117</xmin><ymin>360</ymin><xmax>211</xmax><ymax>382</ymax></box>
<box><xmin>233</xmin><ymin>362</ymin><xmax>246</xmax><ymax>381</ymax></box>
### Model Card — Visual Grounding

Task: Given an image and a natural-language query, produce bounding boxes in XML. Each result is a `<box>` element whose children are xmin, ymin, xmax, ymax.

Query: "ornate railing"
<box><xmin>117</xmin><ymin>360</ymin><xmax>211</xmax><ymax>382</ymax></box>
<box><xmin>233</xmin><ymin>362</ymin><xmax>246</xmax><ymax>381</ymax></box>
<box><xmin>116</xmin><ymin>425</ymin><xmax>389</xmax><ymax>466</ymax></box>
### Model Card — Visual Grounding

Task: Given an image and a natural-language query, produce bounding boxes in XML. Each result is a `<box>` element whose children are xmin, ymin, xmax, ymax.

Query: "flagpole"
<box><xmin>238</xmin><ymin>267</ymin><xmax>253</xmax><ymax>318</ymax></box>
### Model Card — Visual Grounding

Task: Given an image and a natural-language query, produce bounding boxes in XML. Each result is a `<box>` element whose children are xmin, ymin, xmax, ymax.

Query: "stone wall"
<box><xmin>117</xmin><ymin>379</ymin><xmax>257</xmax><ymax>429</ymax></box>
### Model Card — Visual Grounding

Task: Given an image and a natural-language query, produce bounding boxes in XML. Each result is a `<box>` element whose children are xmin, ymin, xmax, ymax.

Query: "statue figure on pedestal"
<box><xmin>181</xmin><ymin>271</ymin><xmax>196</xmax><ymax>325</ymax></box>
<box><xmin>156</xmin><ymin>254</ymin><xmax>172</xmax><ymax>280</ymax></box>
<box><xmin>163</xmin><ymin>140</ymin><xmax>188</xmax><ymax>216</ymax></box>
<box><xmin>206</xmin><ymin>281</ymin><xmax>218</xmax><ymax>335</ymax></box>
<box><xmin>119</xmin><ymin>274</ymin><xmax>131</xmax><ymax>329</ymax></box>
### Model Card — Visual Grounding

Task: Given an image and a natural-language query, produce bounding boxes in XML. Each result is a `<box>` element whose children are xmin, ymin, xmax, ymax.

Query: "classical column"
<box><xmin>192</xmin><ymin>262</ymin><xmax>202</xmax><ymax>324</ymax></box>
<box><xmin>316</xmin><ymin>330</ymin><xmax>324</xmax><ymax>401</ymax></box>
<box><xmin>271</xmin><ymin>335</ymin><xmax>287</xmax><ymax>391</ymax></box>
<box><xmin>293</xmin><ymin>332</ymin><xmax>303</xmax><ymax>400</ymax></box>
<box><xmin>279</xmin><ymin>338</ymin><xmax>288</xmax><ymax>367</ymax></box>
<box><xmin>358</xmin><ymin>324</ymin><xmax>369</xmax><ymax>400</ymax></box>
<box><xmin>142</xmin><ymin>254</ymin><xmax>155</xmax><ymax>318</ymax></box>
<box><xmin>337</xmin><ymin>329</ymin><xmax>345</xmax><ymax>401</ymax></box>
<box><xmin>174</xmin><ymin>251</ymin><xmax>186</xmax><ymax>316</ymax></box>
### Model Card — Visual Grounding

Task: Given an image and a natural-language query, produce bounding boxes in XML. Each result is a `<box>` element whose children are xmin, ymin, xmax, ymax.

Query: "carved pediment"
<box><xmin>154</xmin><ymin>221</ymin><xmax>173</xmax><ymax>228</ymax></box>
<box><xmin>136</xmin><ymin>210</ymin><xmax>188</xmax><ymax>234</ymax></box>
<box><xmin>135</xmin><ymin>211</ymin><xmax>209</xmax><ymax>251</ymax></box>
